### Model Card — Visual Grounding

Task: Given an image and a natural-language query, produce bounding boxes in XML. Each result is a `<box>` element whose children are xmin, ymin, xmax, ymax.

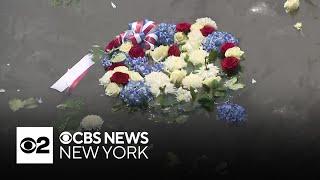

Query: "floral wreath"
<box><xmin>95</xmin><ymin>17</ymin><xmax>247</xmax><ymax>124</ymax></box>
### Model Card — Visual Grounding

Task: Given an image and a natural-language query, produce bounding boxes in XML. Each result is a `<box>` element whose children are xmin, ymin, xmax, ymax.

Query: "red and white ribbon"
<box><xmin>50</xmin><ymin>54</ymin><xmax>94</xmax><ymax>92</ymax></box>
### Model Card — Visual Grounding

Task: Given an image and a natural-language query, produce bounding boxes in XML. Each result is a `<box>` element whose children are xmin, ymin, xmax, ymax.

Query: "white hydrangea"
<box><xmin>187</xmin><ymin>30</ymin><xmax>204</xmax><ymax>45</ymax></box>
<box><xmin>80</xmin><ymin>115</ymin><xmax>104</xmax><ymax>131</ymax></box>
<box><xmin>189</xmin><ymin>49</ymin><xmax>208</xmax><ymax>66</ymax></box>
<box><xmin>182</xmin><ymin>74</ymin><xmax>203</xmax><ymax>89</ymax></box>
<box><xmin>105</xmin><ymin>82</ymin><xmax>121</xmax><ymax>97</ymax></box>
<box><xmin>176</xmin><ymin>87</ymin><xmax>192</xmax><ymax>102</ymax></box>
<box><xmin>145</xmin><ymin>72</ymin><xmax>174</xmax><ymax>96</ymax></box>
<box><xmin>163</xmin><ymin>56</ymin><xmax>187</xmax><ymax>72</ymax></box>
<box><xmin>195</xmin><ymin>64</ymin><xmax>220</xmax><ymax>79</ymax></box>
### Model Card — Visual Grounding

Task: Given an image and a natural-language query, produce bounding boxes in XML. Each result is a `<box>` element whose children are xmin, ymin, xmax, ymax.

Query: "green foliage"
<box><xmin>91</xmin><ymin>45</ymin><xmax>105</xmax><ymax>63</ymax></box>
<box><xmin>54</xmin><ymin>98</ymin><xmax>85</xmax><ymax>132</ymax></box>
<box><xmin>207</xmin><ymin>50</ymin><xmax>218</xmax><ymax>63</ymax></box>
<box><xmin>198</xmin><ymin>94</ymin><xmax>214</xmax><ymax>111</ymax></box>
<box><xmin>9</xmin><ymin>97</ymin><xmax>39</xmax><ymax>112</ymax></box>
<box><xmin>224</xmin><ymin>77</ymin><xmax>245</xmax><ymax>90</ymax></box>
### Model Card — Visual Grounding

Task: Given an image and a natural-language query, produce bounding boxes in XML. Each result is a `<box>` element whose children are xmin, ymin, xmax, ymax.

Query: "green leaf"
<box><xmin>228</xmin><ymin>83</ymin><xmax>245</xmax><ymax>90</ymax></box>
<box><xmin>56</xmin><ymin>98</ymin><xmax>84</xmax><ymax>111</ymax></box>
<box><xmin>91</xmin><ymin>45</ymin><xmax>105</xmax><ymax>63</ymax></box>
<box><xmin>112</xmin><ymin>103</ymin><xmax>124</xmax><ymax>112</ymax></box>
<box><xmin>224</xmin><ymin>77</ymin><xmax>238</xmax><ymax>87</ymax></box>
<box><xmin>214</xmin><ymin>91</ymin><xmax>226</xmax><ymax>97</ymax></box>
<box><xmin>198</xmin><ymin>94</ymin><xmax>214</xmax><ymax>111</ymax></box>
<box><xmin>208</xmin><ymin>50</ymin><xmax>218</xmax><ymax>63</ymax></box>
<box><xmin>211</xmin><ymin>79</ymin><xmax>220</xmax><ymax>89</ymax></box>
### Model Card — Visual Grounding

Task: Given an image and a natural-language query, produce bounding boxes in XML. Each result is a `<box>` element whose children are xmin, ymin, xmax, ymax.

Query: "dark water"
<box><xmin>1</xmin><ymin>0</ymin><xmax>320</xmax><ymax>178</ymax></box>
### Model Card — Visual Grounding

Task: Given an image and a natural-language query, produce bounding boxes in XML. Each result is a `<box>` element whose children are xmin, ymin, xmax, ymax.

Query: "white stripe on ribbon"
<box><xmin>142</xmin><ymin>20</ymin><xmax>155</xmax><ymax>33</ymax></box>
<box><xmin>50</xmin><ymin>54</ymin><xmax>94</xmax><ymax>92</ymax></box>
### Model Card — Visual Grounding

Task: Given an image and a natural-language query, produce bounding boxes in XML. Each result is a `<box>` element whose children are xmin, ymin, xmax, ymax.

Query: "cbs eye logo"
<box><xmin>59</xmin><ymin>132</ymin><xmax>72</xmax><ymax>144</ymax></box>
<box><xmin>20</xmin><ymin>137</ymin><xmax>50</xmax><ymax>154</ymax></box>
<box><xmin>16</xmin><ymin>127</ymin><xmax>53</xmax><ymax>164</ymax></box>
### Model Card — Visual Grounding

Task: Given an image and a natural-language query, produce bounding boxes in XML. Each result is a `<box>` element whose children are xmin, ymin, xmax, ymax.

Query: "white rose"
<box><xmin>128</xmin><ymin>71</ymin><xmax>143</xmax><ymax>81</ymax></box>
<box><xmin>150</xmin><ymin>45</ymin><xmax>169</xmax><ymax>62</ymax></box>
<box><xmin>111</xmin><ymin>53</ymin><xmax>126</xmax><ymax>63</ymax></box>
<box><xmin>80</xmin><ymin>115</ymin><xmax>104</xmax><ymax>131</ymax></box>
<box><xmin>174</xmin><ymin>32</ymin><xmax>187</xmax><ymax>44</ymax></box>
<box><xmin>113</xmin><ymin>66</ymin><xmax>129</xmax><ymax>73</ymax></box>
<box><xmin>225</xmin><ymin>47</ymin><xmax>244</xmax><ymax>59</ymax></box>
<box><xmin>202</xmin><ymin>76</ymin><xmax>221</xmax><ymax>87</ymax></box>
<box><xmin>189</xmin><ymin>49</ymin><xmax>208</xmax><ymax>66</ymax></box>
<box><xmin>119</xmin><ymin>42</ymin><xmax>133</xmax><ymax>53</ymax></box>
<box><xmin>182</xmin><ymin>74</ymin><xmax>203</xmax><ymax>89</ymax></box>
<box><xmin>99</xmin><ymin>70</ymin><xmax>114</xmax><ymax>86</ymax></box>
<box><xmin>164</xmin><ymin>56</ymin><xmax>187</xmax><ymax>72</ymax></box>
<box><xmin>105</xmin><ymin>82</ymin><xmax>121</xmax><ymax>97</ymax></box>
<box><xmin>170</xmin><ymin>70</ymin><xmax>187</xmax><ymax>84</ymax></box>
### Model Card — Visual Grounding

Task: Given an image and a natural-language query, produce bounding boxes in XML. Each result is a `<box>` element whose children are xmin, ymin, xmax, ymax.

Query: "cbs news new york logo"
<box><xmin>16</xmin><ymin>127</ymin><xmax>53</xmax><ymax>164</ymax></box>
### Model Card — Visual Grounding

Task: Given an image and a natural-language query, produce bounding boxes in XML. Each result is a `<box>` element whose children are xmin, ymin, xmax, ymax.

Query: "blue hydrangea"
<box><xmin>101</xmin><ymin>54</ymin><xmax>112</xmax><ymax>69</ymax></box>
<box><xmin>155</xmin><ymin>23</ymin><xmax>176</xmax><ymax>45</ymax></box>
<box><xmin>216</xmin><ymin>103</ymin><xmax>246</xmax><ymax>124</ymax></box>
<box><xmin>202</xmin><ymin>31</ymin><xmax>239</xmax><ymax>52</ymax></box>
<box><xmin>120</xmin><ymin>81</ymin><xmax>153</xmax><ymax>106</ymax></box>
<box><xmin>125</xmin><ymin>57</ymin><xmax>163</xmax><ymax>76</ymax></box>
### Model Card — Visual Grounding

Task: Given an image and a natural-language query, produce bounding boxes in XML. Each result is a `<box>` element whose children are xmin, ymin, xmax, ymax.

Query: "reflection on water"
<box><xmin>248</xmin><ymin>1</ymin><xmax>276</xmax><ymax>16</ymax></box>
<box><xmin>51</xmin><ymin>0</ymin><xmax>80</xmax><ymax>7</ymax></box>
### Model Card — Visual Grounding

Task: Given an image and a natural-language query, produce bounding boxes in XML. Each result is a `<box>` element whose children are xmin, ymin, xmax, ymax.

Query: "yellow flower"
<box><xmin>105</xmin><ymin>82</ymin><xmax>121</xmax><ymax>97</ymax></box>
<box><xmin>150</xmin><ymin>45</ymin><xmax>169</xmax><ymax>62</ymax></box>
<box><xmin>119</xmin><ymin>42</ymin><xmax>133</xmax><ymax>53</ymax></box>
<box><xmin>170</xmin><ymin>70</ymin><xmax>187</xmax><ymax>84</ymax></box>
<box><xmin>225</xmin><ymin>47</ymin><xmax>244</xmax><ymax>59</ymax></box>
<box><xmin>174</xmin><ymin>32</ymin><xmax>187</xmax><ymax>44</ymax></box>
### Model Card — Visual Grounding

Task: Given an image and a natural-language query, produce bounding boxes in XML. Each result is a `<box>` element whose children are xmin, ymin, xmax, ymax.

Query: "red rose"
<box><xmin>220</xmin><ymin>42</ymin><xmax>236</xmax><ymax>54</ymax></box>
<box><xmin>106</xmin><ymin>62</ymin><xmax>126</xmax><ymax>71</ymax></box>
<box><xmin>200</xmin><ymin>25</ymin><xmax>216</xmax><ymax>37</ymax></box>
<box><xmin>105</xmin><ymin>38</ymin><xmax>121</xmax><ymax>52</ymax></box>
<box><xmin>110</xmin><ymin>72</ymin><xmax>130</xmax><ymax>85</ymax></box>
<box><xmin>176</xmin><ymin>22</ymin><xmax>191</xmax><ymax>33</ymax></box>
<box><xmin>129</xmin><ymin>45</ymin><xmax>145</xmax><ymax>58</ymax></box>
<box><xmin>221</xmin><ymin>57</ymin><xmax>240</xmax><ymax>74</ymax></box>
<box><xmin>168</xmin><ymin>44</ymin><xmax>181</xmax><ymax>57</ymax></box>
